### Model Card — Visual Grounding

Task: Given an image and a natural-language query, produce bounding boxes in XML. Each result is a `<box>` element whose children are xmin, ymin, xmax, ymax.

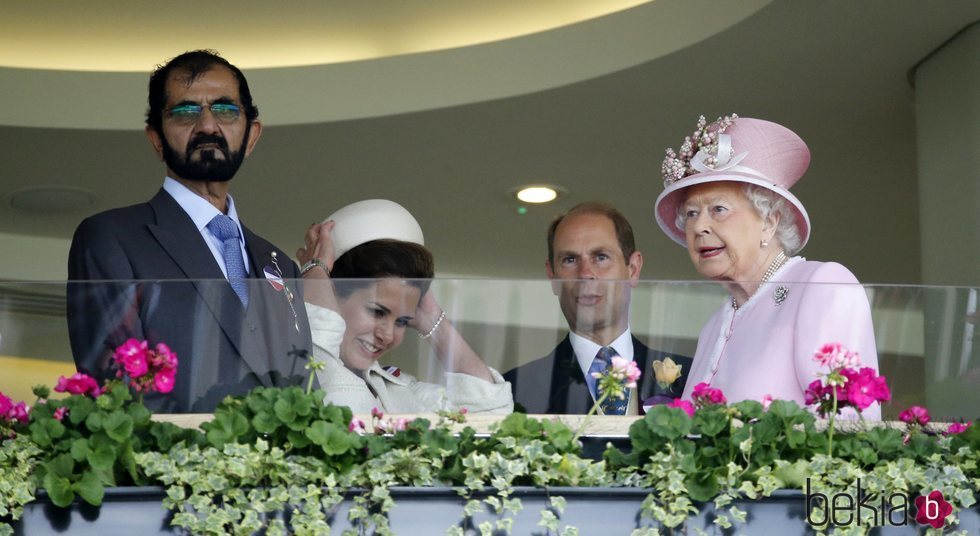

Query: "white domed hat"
<box><xmin>654</xmin><ymin>115</ymin><xmax>812</xmax><ymax>250</ymax></box>
<box><xmin>326</xmin><ymin>199</ymin><xmax>424</xmax><ymax>259</ymax></box>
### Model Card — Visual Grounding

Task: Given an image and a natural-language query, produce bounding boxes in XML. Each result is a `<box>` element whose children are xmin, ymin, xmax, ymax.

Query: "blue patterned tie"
<box><xmin>588</xmin><ymin>346</ymin><xmax>628</xmax><ymax>415</ymax></box>
<box><xmin>207</xmin><ymin>214</ymin><xmax>249</xmax><ymax>307</ymax></box>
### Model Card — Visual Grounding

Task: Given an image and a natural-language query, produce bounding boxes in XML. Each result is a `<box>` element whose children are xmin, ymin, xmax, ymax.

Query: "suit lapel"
<box><xmin>632</xmin><ymin>336</ymin><xmax>653</xmax><ymax>400</ymax></box>
<box><xmin>549</xmin><ymin>336</ymin><xmax>593</xmax><ymax>414</ymax></box>
<box><xmin>144</xmin><ymin>190</ymin><xmax>270</xmax><ymax>384</ymax></box>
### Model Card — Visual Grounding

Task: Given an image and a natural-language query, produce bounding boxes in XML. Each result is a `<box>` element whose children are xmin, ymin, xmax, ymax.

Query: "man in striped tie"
<box><xmin>68</xmin><ymin>50</ymin><xmax>312</xmax><ymax>413</ymax></box>
<box><xmin>505</xmin><ymin>202</ymin><xmax>692</xmax><ymax>415</ymax></box>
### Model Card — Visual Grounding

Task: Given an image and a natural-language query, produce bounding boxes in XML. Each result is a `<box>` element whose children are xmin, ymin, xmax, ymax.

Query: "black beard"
<box><xmin>161</xmin><ymin>128</ymin><xmax>248</xmax><ymax>183</ymax></box>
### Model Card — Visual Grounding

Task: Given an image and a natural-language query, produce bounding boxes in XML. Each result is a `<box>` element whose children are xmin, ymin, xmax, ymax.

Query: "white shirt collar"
<box><xmin>162</xmin><ymin>177</ymin><xmax>244</xmax><ymax>241</ymax></box>
<box><xmin>569</xmin><ymin>327</ymin><xmax>634</xmax><ymax>378</ymax></box>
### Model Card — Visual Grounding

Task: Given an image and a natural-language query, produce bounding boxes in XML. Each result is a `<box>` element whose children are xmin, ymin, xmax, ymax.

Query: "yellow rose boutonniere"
<box><xmin>652</xmin><ymin>357</ymin><xmax>683</xmax><ymax>392</ymax></box>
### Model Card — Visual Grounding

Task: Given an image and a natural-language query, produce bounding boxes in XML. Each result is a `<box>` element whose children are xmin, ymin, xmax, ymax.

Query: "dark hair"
<box><xmin>330</xmin><ymin>239</ymin><xmax>435</xmax><ymax>299</ymax></box>
<box><xmin>547</xmin><ymin>202</ymin><xmax>636</xmax><ymax>265</ymax></box>
<box><xmin>145</xmin><ymin>49</ymin><xmax>259</xmax><ymax>135</ymax></box>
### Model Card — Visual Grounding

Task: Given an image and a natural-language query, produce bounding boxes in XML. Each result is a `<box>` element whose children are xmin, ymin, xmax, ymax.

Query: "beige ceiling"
<box><xmin>1</xmin><ymin>0</ymin><xmax>978</xmax><ymax>284</ymax></box>
<box><xmin>1</xmin><ymin>0</ymin><xmax>653</xmax><ymax>71</ymax></box>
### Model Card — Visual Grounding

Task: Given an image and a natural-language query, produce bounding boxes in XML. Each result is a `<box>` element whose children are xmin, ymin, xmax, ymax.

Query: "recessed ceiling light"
<box><xmin>515</xmin><ymin>185</ymin><xmax>559</xmax><ymax>204</ymax></box>
<box><xmin>4</xmin><ymin>186</ymin><xmax>97</xmax><ymax>213</ymax></box>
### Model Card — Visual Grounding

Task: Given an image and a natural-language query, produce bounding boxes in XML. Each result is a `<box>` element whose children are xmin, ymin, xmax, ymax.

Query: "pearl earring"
<box><xmin>761</xmin><ymin>240</ymin><xmax>769</xmax><ymax>248</ymax></box>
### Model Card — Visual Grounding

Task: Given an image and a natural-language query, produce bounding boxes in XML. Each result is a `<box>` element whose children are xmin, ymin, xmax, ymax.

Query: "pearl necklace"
<box><xmin>731</xmin><ymin>251</ymin><xmax>786</xmax><ymax>310</ymax></box>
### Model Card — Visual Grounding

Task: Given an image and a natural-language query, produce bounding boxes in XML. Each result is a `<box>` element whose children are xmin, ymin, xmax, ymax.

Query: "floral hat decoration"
<box><xmin>654</xmin><ymin>114</ymin><xmax>813</xmax><ymax>250</ymax></box>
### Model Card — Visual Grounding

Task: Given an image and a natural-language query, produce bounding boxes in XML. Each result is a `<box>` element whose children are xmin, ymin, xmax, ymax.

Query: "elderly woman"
<box><xmin>654</xmin><ymin>115</ymin><xmax>881</xmax><ymax>418</ymax></box>
<box><xmin>297</xmin><ymin>199</ymin><xmax>513</xmax><ymax>414</ymax></box>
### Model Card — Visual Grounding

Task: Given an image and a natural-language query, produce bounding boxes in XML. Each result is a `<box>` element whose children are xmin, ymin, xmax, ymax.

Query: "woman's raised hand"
<box><xmin>297</xmin><ymin>220</ymin><xmax>336</xmax><ymax>277</ymax></box>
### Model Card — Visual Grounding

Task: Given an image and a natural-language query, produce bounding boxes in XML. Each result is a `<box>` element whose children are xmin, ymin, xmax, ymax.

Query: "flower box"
<box><xmin>12</xmin><ymin>485</ymin><xmax>980</xmax><ymax>534</ymax></box>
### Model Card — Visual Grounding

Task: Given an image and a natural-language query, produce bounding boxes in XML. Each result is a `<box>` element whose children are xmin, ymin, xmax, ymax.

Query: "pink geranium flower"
<box><xmin>813</xmin><ymin>342</ymin><xmax>861</xmax><ymax>370</ymax></box>
<box><xmin>392</xmin><ymin>417</ymin><xmax>412</xmax><ymax>432</ymax></box>
<box><xmin>606</xmin><ymin>356</ymin><xmax>641</xmax><ymax>389</ymax></box>
<box><xmin>348</xmin><ymin>417</ymin><xmax>367</xmax><ymax>434</ymax></box>
<box><xmin>153</xmin><ymin>371</ymin><xmax>176</xmax><ymax>394</ymax></box>
<box><xmin>114</xmin><ymin>338</ymin><xmax>150</xmax><ymax>379</ymax></box>
<box><xmin>840</xmin><ymin>367</ymin><xmax>891</xmax><ymax>410</ymax></box>
<box><xmin>667</xmin><ymin>399</ymin><xmax>695</xmax><ymax>418</ymax></box>
<box><xmin>110</xmin><ymin>339</ymin><xmax>180</xmax><ymax>395</ymax></box>
<box><xmin>898</xmin><ymin>406</ymin><xmax>931</xmax><ymax>426</ymax></box>
<box><xmin>7</xmin><ymin>401</ymin><xmax>29</xmax><ymax>424</ymax></box>
<box><xmin>54</xmin><ymin>373</ymin><xmax>103</xmax><ymax>397</ymax></box>
<box><xmin>53</xmin><ymin>406</ymin><xmax>69</xmax><ymax>421</ymax></box>
<box><xmin>691</xmin><ymin>382</ymin><xmax>727</xmax><ymax>406</ymax></box>
<box><xmin>114</xmin><ymin>338</ymin><xmax>150</xmax><ymax>377</ymax></box>
<box><xmin>761</xmin><ymin>394</ymin><xmax>774</xmax><ymax>411</ymax></box>
<box><xmin>0</xmin><ymin>392</ymin><xmax>11</xmax><ymax>416</ymax></box>
<box><xmin>947</xmin><ymin>421</ymin><xmax>972</xmax><ymax>435</ymax></box>
<box><xmin>152</xmin><ymin>343</ymin><xmax>179</xmax><ymax>371</ymax></box>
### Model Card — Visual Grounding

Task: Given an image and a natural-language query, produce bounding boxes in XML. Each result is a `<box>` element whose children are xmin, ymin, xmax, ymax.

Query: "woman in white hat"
<box><xmin>654</xmin><ymin>115</ymin><xmax>882</xmax><ymax>418</ymax></box>
<box><xmin>297</xmin><ymin>199</ymin><xmax>513</xmax><ymax>414</ymax></box>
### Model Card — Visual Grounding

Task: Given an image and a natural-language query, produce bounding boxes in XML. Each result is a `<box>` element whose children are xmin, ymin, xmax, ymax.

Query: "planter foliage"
<box><xmin>2</xmin><ymin>340</ymin><xmax>978</xmax><ymax>535</ymax></box>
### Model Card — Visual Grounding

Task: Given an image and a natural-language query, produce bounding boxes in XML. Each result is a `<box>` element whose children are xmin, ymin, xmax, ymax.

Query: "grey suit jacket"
<box><xmin>67</xmin><ymin>188</ymin><xmax>313</xmax><ymax>412</ymax></box>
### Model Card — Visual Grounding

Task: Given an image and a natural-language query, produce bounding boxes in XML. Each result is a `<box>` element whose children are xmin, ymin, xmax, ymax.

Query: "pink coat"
<box><xmin>680</xmin><ymin>258</ymin><xmax>881</xmax><ymax>419</ymax></box>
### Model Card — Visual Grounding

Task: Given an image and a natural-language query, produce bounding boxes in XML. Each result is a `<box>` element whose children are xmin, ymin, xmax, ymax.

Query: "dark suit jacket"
<box><xmin>67</xmin><ymin>189</ymin><xmax>313</xmax><ymax>413</ymax></box>
<box><xmin>503</xmin><ymin>334</ymin><xmax>692</xmax><ymax>414</ymax></box>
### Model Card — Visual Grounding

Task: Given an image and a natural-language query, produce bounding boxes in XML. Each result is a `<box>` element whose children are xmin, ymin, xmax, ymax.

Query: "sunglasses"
<box><xmin>165</xmin><ymin>103</ymin><xmax>242</xmax><ymax>125</ymax></box>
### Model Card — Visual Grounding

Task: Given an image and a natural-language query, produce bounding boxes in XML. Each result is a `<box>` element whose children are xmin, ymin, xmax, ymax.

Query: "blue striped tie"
<box><xmin>207</xmin><ymin>214</ymin><xmax>249</xmax><ymax>307</ymax></box>
<box><xmin>588</xmin><ymin>346</ymin><xmax>628</xmax><ymax>415</ymax></box>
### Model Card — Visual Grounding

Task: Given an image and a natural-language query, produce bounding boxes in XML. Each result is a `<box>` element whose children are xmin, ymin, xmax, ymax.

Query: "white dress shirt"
<box><xmin>162</xmin><ymin>177</ymin><xmax>250</xmax><ymax>278</ymax></box>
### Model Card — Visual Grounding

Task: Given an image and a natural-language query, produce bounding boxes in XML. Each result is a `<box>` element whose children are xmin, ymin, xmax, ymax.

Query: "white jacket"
<box><xmin>306</xmin><ymin>303</ymin><xmax>513</xmax><ymax>414</ymax></box>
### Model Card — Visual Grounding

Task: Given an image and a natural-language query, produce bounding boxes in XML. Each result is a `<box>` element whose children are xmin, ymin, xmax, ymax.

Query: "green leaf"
<box><xmin>45</xmin><ymin>453</ymin><xmax>75</xmax><ymax>478</ymax></box>
<box><xmin>86</xmin><ymin>443</ymin><xmax>117</xmax><ymax>471</ymax></box>
<box><xmin>642</xmin><ymin>405</ymin><xmax>693</xmax><ymax>440</ymax></box>
<box><xmin>104</xmin><ymin>410</ymin><xmax>134</xmax><ymax>442</ymax></box>
<box><xmin>495</xmin><ymin>412</ymin><xmax>533</xmax><ymax>438</ymax></box>
<box><xmin>699</xmin><ymin>446</ymin><xmax>721</xmax><ymax>459</ymax></box>
<box><xmin>732</xmin><ymin>400</ymin><xmax>764</xmax><ymax>421</ymax></box>
<box><xmin>305</xmin><ymin>420</ymin><xmax>355</xmax><ymax>455</ymax></box>
<box><xmin>67</xmin><ymin>396</ymin><xmax>96</xmax><ymax>425</ymax></box>
<box><xmin>685</xmin><ymin>470</ymin><xmax>719</xmax><ymax>502</ymax></box>
<box><xmin>863</xmin><ymin>427</ymin><xmax>904</xmax><ymax>457</ymax></box>
<box><xmin>319</xmin><ymin>402</ymin><xmax>351</xmax><ymax>425</ymax></box>
<box><xmin>767</xmin><ymin>400</ymin><xmax>812</xmax><ymax>424</ymax></box>
<box><xmin>30</xmin><ymin>417</ymin><xmax>67</xmax><ymax>448</ymax></box>
<box><xmin>287</xmin><ymin>429</ymin><xmax>312</xmax><ymax>449</ymax></box>
<box><xmin>73</xmin><ymin>469</ymin><xmax>105</xmax><ymax>506</ymax></box>
<box><xmin>85</xmin><ymin>411</ymin><xmax>105</xmax><ymax>432</ymax></box>
<box><xmin>907</xmin><ymin>433</ymin><xmax>939</xmax><ymax>459</ymax></box>
<box><xmin>43</xmin><ymin>471</ymin><xmax>74</xmax><ymax>508</ymax></box>
<box><xmin>29</xmin><ymin>421</ymin><xmax>52</xmax><ymax>448</ymax></box>
<box><xmin>105</xmin><ymin>383</ymin><xmax>132</xmax><ymax>409</ymax></box>
<box><xmin>750</xmin><ymin>417</ymin><xmax>780</xmax><ymax>446</ymax></box>
<box><xmin>205</xmin><ymin>410</ymin><xmax>249</xmax><ymax>447</ymax></box>
<box><xmin>785</xmin><ymin>425</ymin><xmax>806</xmax><ymax>449</ymax></box>
<box><xmin>126</xmin><ymin>402</ymin><xmax>151</xmax><ymax>427</ymax></box>
<box><xmin>252</xmin><ymin>411</ymin><xmax>281</xmax><ymax>434</ymax></box>
<box><xmin>70</xmin><ymin>438</ymin><xmax>91</xmax><ymax>462</ymax></box>
<box><xmin>770</xmin><ymin>459</ymin><xmax>808</xmax><ymax>488</ymax></box>
<box><xmin>149</xmin><ymin>421</ymin><xmax>183</xmax><ymax>450</ymax></box>
<box><xmin>693</xmin><ymin>408</ymin><xmax>728</xmax><ymax>437</ymax></box>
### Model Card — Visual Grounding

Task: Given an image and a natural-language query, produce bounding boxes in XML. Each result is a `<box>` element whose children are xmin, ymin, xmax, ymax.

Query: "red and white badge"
<box><xmin>263</xmin><ymin>266</ymin><xmax>284</xmax><ymax>291</ymax></box>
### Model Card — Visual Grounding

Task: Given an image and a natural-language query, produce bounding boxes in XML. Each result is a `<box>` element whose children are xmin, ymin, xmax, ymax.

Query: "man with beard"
<box><xmin>67</xmin><ymin>50</ymin><xmax>312</xmax><ymax>412</ymax></box>
<box><xmin>504</xmin><ymin>202</ymin><xmax>691</xmax><ymax>414</ymax></box>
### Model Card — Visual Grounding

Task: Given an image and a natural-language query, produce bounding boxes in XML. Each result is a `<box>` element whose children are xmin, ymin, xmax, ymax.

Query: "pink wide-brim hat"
<box><xmin>654</xmin><ymin>117</ymin><xmax>812</xmax><ymax>250</ymax></box>
<box><xmin>325</xmin><ymin>199</ymin><xmax>424</xmax><ymax>259</ymax></box>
